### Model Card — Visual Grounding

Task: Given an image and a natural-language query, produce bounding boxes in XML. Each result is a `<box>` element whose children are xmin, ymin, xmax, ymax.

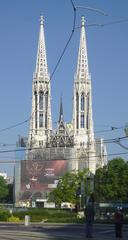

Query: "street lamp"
<box><xmin>86</xmin><ymin>172</ymin><xmax>94</xmax><ymax>204</ymax></box>
<box><xmin>79</xmin><ymin>194</ymin><xmax>82</xmax><ymax>210</ymax></box>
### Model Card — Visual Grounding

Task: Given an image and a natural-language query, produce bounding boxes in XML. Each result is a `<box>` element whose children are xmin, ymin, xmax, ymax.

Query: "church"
<box><xmin>15</xmin><ymin>16</ymin><xmax>107</xmax><ymax>207</ymax></box>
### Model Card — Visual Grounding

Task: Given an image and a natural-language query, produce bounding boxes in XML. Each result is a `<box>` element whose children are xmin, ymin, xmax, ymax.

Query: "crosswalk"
<box><xmin>0</xmin><ymin>230</ymin><xmax>53</xmax><ymax>240</ymax></box>
<box><xmin>0</xmin><ymin>230</ymin><xmax>80</xmax><ymax>240</ymax></box>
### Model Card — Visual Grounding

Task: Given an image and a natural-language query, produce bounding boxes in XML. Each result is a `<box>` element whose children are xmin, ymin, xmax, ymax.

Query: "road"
<box><xmin>0</xmin><ymin>223</ymin><xmax>127</xmax><ymax>239</ymax></box>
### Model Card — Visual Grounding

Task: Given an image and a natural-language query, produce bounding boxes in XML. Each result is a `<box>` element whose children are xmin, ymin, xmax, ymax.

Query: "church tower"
<box><xmin>28</xmin><ymin>16</ymin><xmax>52</xmax><ymax>148</ymax></box>
<box><xmin>73</xmin><ymin>17</ymin><xmax>96</xmax><ymax>173</ymax></box>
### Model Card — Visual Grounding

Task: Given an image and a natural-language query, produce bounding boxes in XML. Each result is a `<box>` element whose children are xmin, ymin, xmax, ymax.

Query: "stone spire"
<box><xmin>28</xmin><ymin>16</ymin><xmax>52</xmax><ymax>149</ymax></box>
<box><xmin>59</xmin><ymin>97</ymin><xmax>63</xmax><ymax>122</ymax></box>
<box><xmin>72</xmin><ymin>16</ymin><xmax>96</xmax><ymax>173</ymax></box>
<box><xmin>34</xmin><ymin>16</ymin><xmax>49</xmax><ymax>81</ymax></box>
<box><xmin>76</xmin><ymin>16</ymin><xmax>89</xmax><ymax>82</ymax></box>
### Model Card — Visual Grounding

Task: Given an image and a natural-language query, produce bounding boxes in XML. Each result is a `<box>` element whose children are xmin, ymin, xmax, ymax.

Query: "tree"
<box><xmin>0</xmin><ymin>176</ymin><xmax>9</xmax><ymax>202</ymax></box>
<box><xmin>5</xmin><ymin>184</ymin><xmax>13</xmax><ymax>203</ymax></box>
<box><xmin>94</xmin><ymin>157</ymin><xmax>128</xmax><ymax>202</ymax></box>
<box><xmin>48</xmin><ymin>169</ymin><xmax>88</xmax><ymax>206</ymax></box>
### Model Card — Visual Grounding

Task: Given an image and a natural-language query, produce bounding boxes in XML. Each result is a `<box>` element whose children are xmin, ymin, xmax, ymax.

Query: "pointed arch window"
<box><xmin>39</xmin><ymin>91</ymin><xmax>43</xmax><ymax>110</ymax></box>
<box><xmin>81</xmin><ymin>93</ymin><xmax>84</xmax><ymax>111</ymax></box>
<box><xmin>45</xmin><ymin>91</ymin><xmax>48</xmax><ymax>128</ymax></box>
<box><xmin>39</xmin><ymin>113</ymin><xmax>43</xmax><ymax>127</ymax></box>
<box><xmin>81</xmin><ymin>113</ymin><xmax>84</xmax><ymax>128</ymax></box>
<box><xmin>76</xmin><ymin>92</ymin><xmax>79</xmax><ymax>129</ymax></box>
<box><xmin>86</xmin><ymin>93</ymin><xmax>89</xmax><ymax>130</ymax></box>
<box><xmin>34</xmin><ymin>91</ymin><xmax>38</xmax><ymax>129</ymax></box>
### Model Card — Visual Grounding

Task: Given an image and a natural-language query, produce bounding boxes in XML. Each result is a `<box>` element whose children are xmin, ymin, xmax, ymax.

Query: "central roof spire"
<box><xmin>59</xmin><ymin>97</ymin><xmax>64</xmax><ymax>123</ymax></box>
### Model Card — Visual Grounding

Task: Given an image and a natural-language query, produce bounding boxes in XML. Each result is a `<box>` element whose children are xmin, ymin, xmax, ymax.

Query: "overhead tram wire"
<box><xmin>70</xmin><ymin>0</ymin><xmax>76</xmax><ymax>30</ymax></box>
<box><xmin>94</xmin><ymin>126</ymin><xmax>124</xmax><ymax>134</ymax></box>
<box><xmin>0</xmin><ymin>125</ymin><xmax>127</xmax><ymax>147</ymax></box>
<box><xmin>0</xmin><ymin>122</ymin><xmax>127</xmax><ymax>147</ymax></box>
<box><xmin>103</xmin><ymin>136</ymin><xmax>128</xmax><ymax>143</ymax></box>
<box><xmin>0</xmin><ymin>135</ymin><xmax>128</xmax><ymax>154</ymax></box>
<box><xmin>50</xmin><ymin>0</ymin><xmax>76</xmax><ymax>80</ymax></box>
<box><xmin>101</xmin><ymin>18</ymin><xmax>128</xmax><ymax>26</ymax></box>
<box><xmin>75</xmin><ymin>5</ymin><xmax>108</xmax><ymax>16</ymax></box>
<box><xmin>0</xmin><ymin>119</ymin><xmax>29</xmax><ymax>133</ymax></box>
<box><xmin>0</xmin><ymin>134</ymin><xmax>128</xmax><ymax>152</ymax></box>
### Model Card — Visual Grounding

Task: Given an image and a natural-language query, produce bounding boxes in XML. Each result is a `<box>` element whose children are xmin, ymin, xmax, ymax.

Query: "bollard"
<box><xmin>25</xmin><ymin>215</ymin><xmax>30</xmax><ymax>226</ymax></box>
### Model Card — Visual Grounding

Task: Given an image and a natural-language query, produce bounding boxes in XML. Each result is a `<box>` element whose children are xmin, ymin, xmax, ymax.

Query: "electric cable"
<box><xmin>0</xmin><ymin>149</ymin><xmax>127</xmax><ymax>164</ymax></box>
<box><xmin>101</xmin><ymin>18</ymin><xmax>128</xmax><ymax>26</ymax></box>
<box><xmin>0</xmin><ymin>120</ymin><xmax>29</xmax><ymax>133</ymax></box>
<box><xmin>0</xmin><ymin>132</ymin><xmax>128</xmax><ymax>149</ymax></box>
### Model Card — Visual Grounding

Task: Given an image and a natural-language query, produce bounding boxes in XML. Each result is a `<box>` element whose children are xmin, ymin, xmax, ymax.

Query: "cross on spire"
<box><xmin>40</xmin><ymin>15</ymin><xmax>44</xmax><ymax>25</ymax></box>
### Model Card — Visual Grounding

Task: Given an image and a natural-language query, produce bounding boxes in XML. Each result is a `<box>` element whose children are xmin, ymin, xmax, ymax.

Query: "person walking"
<box><xmin>114</xmin><ymin>207</ymin><xmax>124</xmax><ymax>239</ymax></box>
<box><xmin>84</xmin><ymin>202</ymin><xmax>95</xmax><ymax>238</ymax></box>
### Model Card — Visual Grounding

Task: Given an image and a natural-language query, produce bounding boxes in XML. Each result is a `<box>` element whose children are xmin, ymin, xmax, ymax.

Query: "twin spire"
<box><xmin>29</xmin><ymin>15</ymin><xmax>91</xmax><ymax>146</ymax></box>
<box><xmin>76</xmin><ymin>16</ymin><xmax>89</xmax><ymax>81</ymax></box>
<box><xmin>35</xmin><ymin>15</ymin><xmax>89</xmax><ymax>83</ymax></box>
<box><xmin>34</xmin><ymin>16</ymin><xmax>49</xmax><ymax>81</ymax></box>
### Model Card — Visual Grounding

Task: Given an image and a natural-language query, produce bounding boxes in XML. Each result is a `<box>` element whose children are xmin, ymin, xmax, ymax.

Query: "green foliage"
<box><xmin>48</xmin><ymin>169</ymin><xmax>88</xmax><ymax>205</ymax></box>
<box><xmin>0</xmin><ymin>209</ymin><xmax>11</xmax><ymax>221</ymax></box>
<box><xmin>94</xmin><ymin>157</ymin><xmax>128</xmax><ymax>202</ymax></box>
<box><xmin>0</xmin><ymin>176</ymin><xmax>9</xmax><ymax>202</ymax></box>
<box><xmin>5</xmin><ymin>184</ymin><xmax>13</xmax><ymax>203</ymax></box>
<box><xmin>13</xmin><ymin>208</ymin><xmax>77</xmax><ymax>223</ymax></box>
<box><xmin>7</xmin><ymin>215</ymin><xmax>21</xmax><ymax>222</ymax></box>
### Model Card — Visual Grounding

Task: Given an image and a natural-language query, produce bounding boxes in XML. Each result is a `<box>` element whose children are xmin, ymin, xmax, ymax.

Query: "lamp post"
<box><xmin>86</xmin><ymin>172</ymin><xmax>94</xmax><ymax>204</ymax></box>
<box><xmin>79</xmin><ymin>194</ymin><xmax>82</xmax><ymax>210</ymax></box>
<box><xmin>76</xmin><ymin>185</ymin><xmax>81</xmax><ymax>211</ymax></box>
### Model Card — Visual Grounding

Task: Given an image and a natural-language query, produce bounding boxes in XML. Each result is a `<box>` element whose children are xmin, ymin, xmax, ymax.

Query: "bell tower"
<box><xmin>72</xmin><ymin>17</ymin><xmax>96</xmax><ymax>173</ymax></box>
<box><xmin>28</xmin><ymin>16</ymin><xmax>52</xmax><ymax>148</ymax></box>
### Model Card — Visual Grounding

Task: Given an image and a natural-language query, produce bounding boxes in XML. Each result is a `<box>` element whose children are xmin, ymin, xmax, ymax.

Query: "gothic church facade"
<box><xmin>26</xmin><ymin>16</ymin><xmax>107</xmax><ymax>174</ymax></box>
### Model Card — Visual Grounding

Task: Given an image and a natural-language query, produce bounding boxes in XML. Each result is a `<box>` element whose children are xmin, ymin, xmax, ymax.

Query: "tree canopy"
<box><xmin>94</xmin><ymin>157</ymin><xmax>128</xmax><ymax>202</ymax></box>
<box><xmin>0</xmin><ymin>176</ymin><xmax>9</xmax><ymax>202</ymax></box>
<box><xmin>48</xmin><ymin>158</ymin><xmax>128</xmax><ymax>205</ymax></box>
<box><xmin>48</xmin><ymin>169</ymin><xmax>89</xmax><ymax>206</ymax></box>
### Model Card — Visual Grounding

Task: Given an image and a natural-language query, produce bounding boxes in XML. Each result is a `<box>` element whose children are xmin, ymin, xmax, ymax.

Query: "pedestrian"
<box><xmin>114</xmin><ymin>207</ymin><xmax>124</xmax><ymax>239</ymax></box>
<box><xmin>84</xmin><ymin>202</ymin><xmax>95</xmax><ymax>238</ymax></box>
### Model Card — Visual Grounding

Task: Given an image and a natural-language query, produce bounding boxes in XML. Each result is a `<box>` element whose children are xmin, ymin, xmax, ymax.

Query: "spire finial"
<box><xmin>81</xmin><ymin>16</ymin><xmax>85</xmax><ymax>27</ymax></box>
<box><xmin>40</xmin><ymin>15</ymin><xmax>44</xmax><ymax>25</ymax></box>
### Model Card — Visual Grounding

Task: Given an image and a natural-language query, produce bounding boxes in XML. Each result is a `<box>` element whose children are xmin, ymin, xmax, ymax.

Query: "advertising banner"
<box><xmin>20</xmin><ymin>159</ymin><xmax>68</xmax><ymax>200</ymax></box>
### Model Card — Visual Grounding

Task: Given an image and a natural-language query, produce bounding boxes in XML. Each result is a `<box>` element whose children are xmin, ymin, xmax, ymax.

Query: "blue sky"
<box><xmin>0</xmin><ymin>0</ymin><xmax>128</xmax><ymax>176</ymax></box>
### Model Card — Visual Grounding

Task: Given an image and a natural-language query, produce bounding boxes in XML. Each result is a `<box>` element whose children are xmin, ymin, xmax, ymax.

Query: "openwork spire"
<box><xmin>76</xmin><ymin>16</ymin><xmax>89</xmax><ymax>81</ymax></box>
<box><xmin>34</xmin><ymin>16</ymin><xmax>49</xmax><ymax>81</ymax></box>
<box><xmin>28</xmin><ymin>16</ymin><xmax>52</xmax><ymax>149</ymax></box>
